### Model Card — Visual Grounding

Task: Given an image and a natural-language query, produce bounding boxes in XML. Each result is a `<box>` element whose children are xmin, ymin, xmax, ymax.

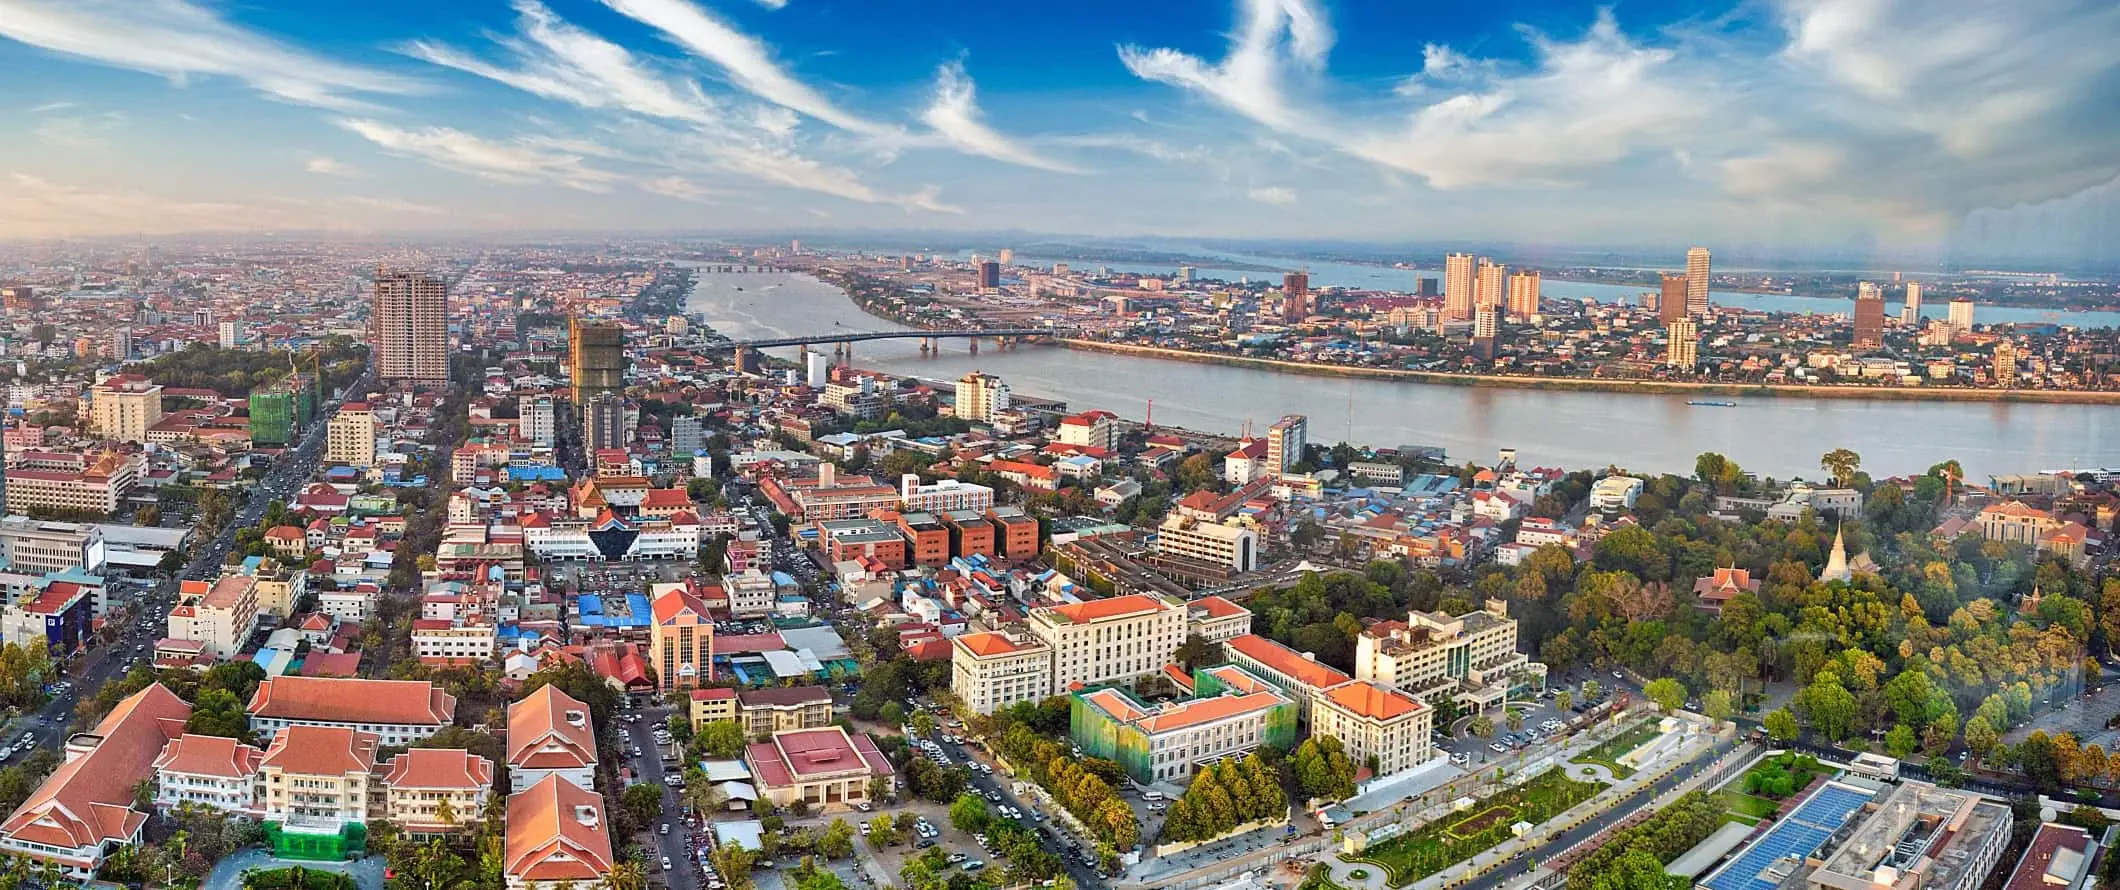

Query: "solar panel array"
<box><xmin>1702</xmin><ymin>784</ymin><xmax>1874</xmax><ymax>890</ymax></box>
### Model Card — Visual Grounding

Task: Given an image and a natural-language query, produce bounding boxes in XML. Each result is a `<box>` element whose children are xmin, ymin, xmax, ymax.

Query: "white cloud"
<box><xmin>919</xmin><ymin>62</ymin><xmax>1081</xmax><ymax>173</ymax></box>
<box><xmin>0</xmin><ymin>0</ymin><xmax>418</xmax><ymax>110</ymax></box>
<box><xmin>27</xmin><ymin>101</ymin><xmax>74</xmax><ymax>113</ymax></box>
<box><xmin>404</xmin><ymin>0</ymin><xmax>717</xmax><ymax>125</ymax></box>
<box><xmin>598</xmin><ymin>0</ymin><xmax>894</xmax><ymax>137</ymax></box>
<box><xmin>336</xmin><ymin>118</ymin><xmax>624</xmax><ymax>191</ymax></box>
<box><xmin>32</xmin><ymin>114</ymin><xmax>121</xmax><ymax>150</ymax></box>
<box><xmin>304</xmin><ymin>156</ymin><xmax>358</xmax><ymax>177</ymax></box>
<box><xmin>1247</xmin><ymin>185</ymin><xmax>1296</xmax><ymax>205</ymax></box>
<box><xmin>0</xmin><ymin>173</ymin><xmax>293</xmax><ymax>237</ymax></box>
<box><xmin>1118</xmin><ymin>0</ymin><xmax>1332</xmax><ymax>133</ymax></box>
<box><xmin>639</xmin><ymin>176</ymin><xmax>717</xmax><ymax>202</ymax></box>
<box><xmin>338</xmin><ymin>195</ymin><xmax>443</xmax><ymax>215</ymax></box>
<box><xmin>708</xmin><ymin>142</ymin><xmax>961</xmax><ymax>213</ymax></box>
<box><xmin>754</xmin><ymin>0</ymin><xmax>788</xmax><ymax>8</ymax></box>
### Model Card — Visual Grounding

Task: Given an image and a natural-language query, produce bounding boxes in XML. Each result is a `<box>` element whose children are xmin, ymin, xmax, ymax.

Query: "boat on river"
<box><xmin>1687</xmin><ymin>399</ymin><xmax>1738</xmax><ymax>407</ymax></box>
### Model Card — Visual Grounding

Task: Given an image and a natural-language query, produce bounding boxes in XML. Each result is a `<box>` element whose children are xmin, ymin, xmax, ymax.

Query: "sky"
<box><xmin>2</xmin><ymin>0</ymin><xmax>2119</xmax><ymax>262</ymax></box>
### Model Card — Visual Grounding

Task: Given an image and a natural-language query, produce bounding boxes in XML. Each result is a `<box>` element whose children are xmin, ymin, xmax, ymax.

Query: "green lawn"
<box><xmin>1353</xmin><ymin>771</ymin><xmax>1605</xmax><ymax>887</ymax></box>
<box><xmin>1725</xmin><ymin>791</ymin><xmax>1780</xmax><ymax>821</ymax></box>
<box><xmin>1572</xmin><ymin>721</ymin><xmax>1664</xmax><ymax>779</ymax></box>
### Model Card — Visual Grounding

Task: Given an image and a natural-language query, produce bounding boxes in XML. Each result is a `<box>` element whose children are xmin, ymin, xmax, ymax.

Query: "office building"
<box><xmin>372</xmin><ymin>270</ymin><xmax>450</xmax><ymax>382</ymax></box>
<box><xmin>1854</xmin><ymin>282</ymin><xmax>1885</xmax><ymax>348</ymax></box>
<box><xmin>1805</xmin><ymin>781</ymin><xmax>2011</xmax><ymax>890</ymax></box>
<box><xmin>976</xmin><ymin>260</ymin><xmax>1002</xmax><ymax>291</ymax></box>
<box><xmin>900</xmin><ymin>475</ymin><xmax>994</xmax><ymax>514</ymax></box>
<box><xmin>581</xmin><ymin>392</ymin><xmax>625</xmax><ymax>453</ymax></box>
<box><xmin>953</xmin><ymin>371</ymin><xmax>1009</xmax><ymax>424</ymax></box>
<box><xmin>1659</xmin><ymin>274</ymin><xmax>1689</xmax><ymax>324</ymax></box>
<box><xmin>1055</xmin><ymin>409</ymin><xmax>1120</xmax><ymax>451</ymax></box>
<box><xmin>732</xmin><ymin>687</ymin><xmax>834</xmax><ymax>736</ymax></box>
<box><xmin>504</xmin><ymin>775</ymin><xmax>613</xmax><ymax>890</ymax></box>
<box><xmin>1282</xmin><ymin>272</ymin><xmax>1310</xmax><ymax>322</ymax></box>
<box><xmin>1949</xmin><ymin>298</ymin><xmax>1975</xmax><ymax>331</ymax></box>
<box><xmin>523</xmin><ymin>395</ymin><xmax>556</xmax><ymax>448</ymax></box>
<box><xmin>90</xmin><ymin>375</ymin><xmax>162</xmax><ymax>444</ymax></box>
<box><xmin>326</xmin><ymin>403</ymin><xmax>377</xmax><ymax>468</ymax></box>
<box><xmin>1666</xmin><ymin>318</ymin><xmax>1698</xmax><ymax>369</ymax></box>
<box><xmin>951</xmin><ymin>631</ymin><xmax>1054</xmax><ymax>715</ymax></box>
<box><xmin>1443</xmin><ymin>252</ymin><xmax>1475</xmax><ymax>320</ymax></box>
<box><xmin>1685</xmin><ymin>246</ymin><xmax>1711</xmax><ymax>316</ymax></box>
<box><xmin>670</xmin><ymin>415</ymin><xmax>703</xmax><ymax>456</ymax></box>
<box><xmin>3</xmin><ymin>452</ymin><xmax>139</xmax><ymax>517</ymax></box>
<box><xmin>507</xmin><ymin>685</ymin><xmax>597</xmax><ymax>793</ymax></box>
<box><xmin>567</xmin><ymin>318</ymin><xmax>625</xmax><ymax>403</ymax></box>
<box><xmin>1902</xmin><ymin>281</ymin><xmax>1924</xmax><ymax>325</ymax></box>
<box><xmin>1220</xmin><ymin>633</ymin><xmax>1351</xmax><ymax>718</ymax></box>
<box><xmin>805</xmin><ymin>352</ymin><xmax>829</xmax><ymax>388</ymax></box>
<box><xmin>647</xmin><ymin>584</ymin><xmax>715</xmax><ymax>692</ymax></box>
<box><xmin>246</xmin><ymin>676</ymin><xmax>455</xmax><ymax>746</ymax></box>
<box><xmin>0</xmin><ymin>517</ymin><xmax>105</xmax><ymax>576</ymax></box>
<box><xmin>1154</xmin><ymin>514</ymin><xmax>1259</xmax><ymax>571</ymax></box>
<box><xmin>1505</xmin><ymin>270</ymin><xmax>1541</xmax><ymax>321</ymax></box>
<box><xmin>1353</xmin><ymin>599</ymin><xmax>1545</xmax><ymax>710</ymax></box>
<box><xmin>952</xmin><ymin>596</ymin><xmax>1246</xmax><ymax>715</ymax></box>
<box><xmin>0</xmin><ymin>684</ymin><xmax>190</xmax><ymax>880</ymax></box>
<box><xmin>1474</xmin><ymin>259</ymin><xmax>1505</xmax><ymax>314</ymax></box>
<box><xmin>1310</xmin><ymin>680</ymin><xmax>1434</xmax><ymax>779</ymax></box>
<box><xmin>166</xmin><ymin>573</ymin><xmax>260</xmax><ymax>660</ymax></box>
<box><xmin>1070</xmin><ymin>664</ymin><xmax>1298</xmax><ymax>784</ymax></box>
<box><xmin>1265</xmin><ymin>414</ymin><xmax>1306</xmax><ymax>478</ymax></box>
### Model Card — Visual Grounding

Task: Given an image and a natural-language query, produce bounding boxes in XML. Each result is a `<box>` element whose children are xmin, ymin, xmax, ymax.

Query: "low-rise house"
<box><xmin>0</xmin><ymin>684</ymin><xmax>191</xmax><ymax>879</ymax></box>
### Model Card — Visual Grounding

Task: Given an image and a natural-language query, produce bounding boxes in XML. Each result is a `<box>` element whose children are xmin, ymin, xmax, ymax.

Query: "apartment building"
<box><xmin>89</xmin><ymin>376</ymin><xmax>162</xmax><ymax>444</ymax></box>
<box><xmin>1028</xmin><ymin>594</ymin><xmax>1187</xmax><ymax>692</ymax></box>
<box><xmin>410</xmin><ymin>619</ymin><xmax>497</xmax><ymax>666</ymax></box>
<box><xmin>950</xmin><ymin>631</ymin><xmax>1054</xmax><ymax>716</ymax></box>
<box><xmin>4</xmin><ymin>451</ymin><xmax>140</xmax><ymax>516</ymax></box>
<box><xmin>326</xmin><ymin>403</ymin><xmax>377</xmax><ymax>468</ymax></box>
<box><xmin>167</xmin><ymin>573</ymin><xmax>260</xmax><ymax>660</ymax></box>
<box><xmin>1055</xmin><ymin>410</ymin><xmax>1119</xmax><ymax>452</ymax></box>
<box><xmin>1071</xmin><ymin>664</ymin><xmax>1298</xmax><ymax>784</ymax></box>
<box><xmin>900</xmin><ymin>475</ymin><xmax>994</xmax><ymax>514</ymax></box>
<box><xmin>1310</xmin><ymin>681</ymin><xmax>1434</xmax><ymax>779</ymax></box>
<box><xmin>258</xmin><ymin>726</ymin><xmax>378</xmax><ymax>833</ymax></box>
<box><xmin>985</xmin><ymin>506</ymin><xmax>1040</xmax><ymax>561</ymax></box>
<box><xmin>1154</xmin><ymin>514</ymin><xmax>1259</xmax><ymax>572</ymax></box>
<box><xmin>152</xmin><ymin>734</ymin><xmax>266</xmax><ymax>816</ymax></box>
<box><xmin>0</xmin><ymin>517</ymin><xmax>105</xmax><ymax>576</ymax></box>
<box><xmin>1185</xmin><ymin>596</ymin><xmax>1252</xmax><ymax>644</ymax></box>
<box><xmin>0</xmin><ymin>684</ymin><xmax>190</xmax><ymax>880</ymax></box>
<box><xmin>507</xmin><ymin>685</ymin><xmax>597</xmax><ymax>793</ymax></box>
<box><xmin>1264</xmin><ymin>415</ymin><xmax>1306</xmax><ymax>478</ymax></box>
<box><xmin>246</xmin><ymin>676</ymin><xmax>456</xmax><ymax>746</ymax></box>
<box><xmin>1353</xmin><ymin>600</ymin><xmax>1545</xmax><ymax>710</ymax></box>
<box><xmin>380</xmin><ymin>748</ymin><xmax>495</xmax><ymax>834</ymax></box>
<box><xmin>372</xmin><ymin>270</ymin><xmax>449</xmax><ymax>383</ymax></box>
<box><xmin>725</xmin><ymin>570</ymin><xmax>775</xmax><ymax>619</ymax></box>
<box><xmin>504</xmin><ymin>775</ymin><xmax>613</xmax><ymax>890</ymax></box>
<box><xmin>734</xmin><ymin>687</ymin><xmax>834</xmax><ymax>736</ymax></box>
<box><xmin>647</xmin><ymin>584</ymin><xmax>715</xmax><ymax>692</ymax></box>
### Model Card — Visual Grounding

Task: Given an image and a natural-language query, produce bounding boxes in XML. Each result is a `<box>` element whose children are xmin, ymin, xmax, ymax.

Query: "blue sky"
<box><xmin>2</xmin><ymin>0</ymin><xmax>2118</xmax><ymax>260</ymax></box>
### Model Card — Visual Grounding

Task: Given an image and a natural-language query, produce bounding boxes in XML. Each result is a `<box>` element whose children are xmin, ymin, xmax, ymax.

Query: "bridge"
<box><xmin>704</xmin><ymin>326</ymin><xmax>1065</xmax><ymax>370</ymax></box>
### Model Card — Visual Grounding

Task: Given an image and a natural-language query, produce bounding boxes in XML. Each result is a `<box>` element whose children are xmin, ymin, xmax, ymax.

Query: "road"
<box><xmin>623</xmin><ymin>703</ymin><xmax>701</xmax><ymax>890</ymax></box>
<box><xmin>917</xmin><ymin>726</ymin><xmax>1109</xmax><ymax>890</ymax></box>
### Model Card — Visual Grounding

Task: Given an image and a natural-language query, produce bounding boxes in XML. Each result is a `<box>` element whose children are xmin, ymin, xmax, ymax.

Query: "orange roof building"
<box><xmin>647</xmin><ymin>584</ymin><xmax>715</xmax><ymax>693</ymax></box>
<box><xmin>505</xmin><ymin>774</ymin><xmax>614</xmax><ymax>890</ymax></box>
<box><xmin>152</xmin><ymin>733</ymin><xmax>265</xmax><ymax>817</ymax></box>
<box><xmin>1223</xmin><ymin>633</ymin><xmax>1354</xmax><ymax>715</ymax></box>
<box><xmin>259</xmin><ymin>725</ymin><xmax>379</xmax><ymax>831</ymax></box>
<box><xmin>507</xmin><ymin>685</ymin><xmax>598</xmax><ymax>794</ymax></box>
<box><xmin>381</xmin><ymin>748</ymin><xmax>496</xmax><ymax>833</ymax></box>
<box><xmin>1071</xmin><ymin>664</ymin><xmax>1297</xmax><ymax>784</ymax></box>
<box><xmin>0</xmin><ymin>684</ymin><xmax>191</xmax><ymax>879</ymax></box>
<box><xmin>246</xmin><ymin>676</ymin><xmax>456</xmax><ymax>746</ymax></box>
<box><xmin>1310</xmin><ymin>679</ymin><xmax>1434</xmax><ymax>779</ymax></box>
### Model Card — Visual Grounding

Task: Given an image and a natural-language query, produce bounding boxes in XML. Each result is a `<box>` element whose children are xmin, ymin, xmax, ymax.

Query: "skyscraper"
<box><xmin>372</xmin><ymin>270</ymin><xmax>449</xmax><ymax>382</ymax></box>
<box><xmin>109</xmin><ymin>329</ymin><xmax>132</xmax><ymax>361</ymax></box>
<box><xmin>1900</xmin><ymin>281</ymin><xmax>1923</xmax><ymax>325</ymax></box>
<box><xmin>582</xmin><ymin>391</ymin><xmax>626</xmax><ymax>452</ymax></box>
<box><xmin>1993</xmin><ymin>340</ymin><xmax>2018</xmax><ymax>387</ymax></box>
<box><xmin>1685</xmin><ymin>247</ymin><xmax>1711</xmax><ymax>317</ymax></box>
<box><xmin>1666</xmin><ymin>318</ymin><xmax>1698</xmax><ymax>369</ymax></box>
<box><xmin>1265</xmin><ymin>415</ymin><xmax>1307</xmax><ymax>478</ymax></box>
<box><xmin>1282</xmin><ymin>272</ymin><xmax>1310</xmax><ymax>322</ymax></box>
<box><xmin>218</xmin><ymin>321</ymin><xmax>239</xmax><ymax>349</ymax></box>
<box><xmin>1853</xmin><ymin>282</ymin><xmax>1885</xmax><ymax>348</ymax></box>
<box><xmin>1505</xmin><ymin>270</ymin><xmax>1541</xmax><ymax>321</ymax></box>
<box><xmin>976</xmin><ymin>261</ymin><xmax>1001</xmax><ymax>290</ymax></box>
<box><xmin>568</xmin><ymin>318</ymin><xmax>625</xmax><ymax>403</ymax></box>
<box><xmin>1443</xmin><ymin>253</ymin><xmax>1475</xmax><ymax>321</ymax></box>
<box><xmin>998</xmin><ymin>248</ymin><xmax>1014</xmax><ymax>266</ymax></box>
<box><xmin>1474</xmin><ymin>260</ymin><xmax>1505</xmax><ymax>314</ymax></box>
<box><xmin>955</xmin><ymin>371</ymin><xmax>1010</xmax><ymax>423</ymax></box>
<box><xmin>1658</xmin><ymin>274</ymin><xmax>1689</xmax><ymax>324</ymax></box>
<box><xmin>1472</xmin><ymin>306</ymin><xmax>1500</xmax><ymax>360</ymax></box>
<box><xmin>1948</xmin><ymin>298</ymin><xmax>1975</xmax><ymax>331</ymax></box>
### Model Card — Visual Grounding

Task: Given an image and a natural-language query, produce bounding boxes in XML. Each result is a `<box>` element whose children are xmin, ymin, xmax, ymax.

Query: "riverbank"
<box><xmin>1058</xmin><ymin>339</ymin><xmax>2120</xmax><ymax>405</ymax></box>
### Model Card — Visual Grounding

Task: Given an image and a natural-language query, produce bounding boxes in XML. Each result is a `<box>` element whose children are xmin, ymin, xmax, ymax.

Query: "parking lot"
<box><xmin>1434</xmin><ymin>689</ymin><xmax>1588</xmax><ymax>769</ymax></box>
<box><xmin>551</xmin><ymin>560</ymin><xmax>693</xmax><ymax>592</ymax></box>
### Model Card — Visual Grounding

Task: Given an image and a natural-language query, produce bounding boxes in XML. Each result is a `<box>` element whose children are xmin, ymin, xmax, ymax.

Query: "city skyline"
<box><xmin>1</xmin><ymin>0</ymin><xmax>2118</xmax><ymax>261</ymax></box>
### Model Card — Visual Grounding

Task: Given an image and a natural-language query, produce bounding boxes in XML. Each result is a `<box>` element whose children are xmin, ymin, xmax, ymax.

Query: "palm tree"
<box><xmin>434</xmin><ymin>797</ymin><xmax>459</xmax><ymax>830</ymax></box>
<box><xmin>603</xmin><ymin>860</ymin><xmax>647</xmax><ymax>890</ymax></box>
<box><xmin>1505</xmin><ymin>710</ymin><xmax>1525</xmax><ymax>733</ymax></box>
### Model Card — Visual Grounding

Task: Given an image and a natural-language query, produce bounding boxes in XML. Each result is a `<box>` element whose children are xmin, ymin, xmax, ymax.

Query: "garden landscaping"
<box><xmin>1572</xmin><ymin>720</ymin><xmax>1663</xmax><ymax>779</ymax></box>
<box><xmin>1351</xmin><ymin>770</ymin><xmax>1604</xmax><ymax>886</ymax></box>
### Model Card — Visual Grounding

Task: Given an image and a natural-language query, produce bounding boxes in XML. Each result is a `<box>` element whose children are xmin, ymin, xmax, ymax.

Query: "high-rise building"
<box><xmin>567</xmin><ymin>318</ymin><xmax>624</xmax><ymax>404</ymax></box>
<box><xmin>1443</xmin><ymin>253</ymin><xmax>1476</xmax><ymax>320</ymax></box>
<box><xmin>1949</xmin><ymin>298</ymin><xmax>1975</xmax><ymax>331</ymax></box>
<box><xmin>1265</xmin><ymin>414</ymin><xmax>1307</xmax><ymax>477</ymax></box>
<box><xmin>372</xmin><ymin>270</ymin><xmax>449</xmax><ymax>382</ymax></box>
<box><xmin>954</xmin><ymin>371</ymin><xmax>1009</xmax><ymax>424</ymax></box>
<box><xmin>523</xmin><ymin>395</ymin><xmax>556</xmax><ymax>448</ymax></box>
<box><xmin>1659</xmin><ymin>274</ymin><xmax>1689</xmax><ymax>324</ymax></box>
<box><xmin>976</xmin><ymin>261</ymin><xmax>1001</xmax><ymax>291</ymax></box>
<box><xmin>804</xmin><ymin>352</ymin><xmax>829</xmax><ymax>388</ymax></box>
<box><xmin>648</xmin><ymin>585</ymin><xmax>715</xmax><ymax>692</ymax></box>
<box><xmin>1282</xmin><ymin>272</ymin><xmax>1310</xmax><ymax>322</ymax></box>
<box><xmin>1666</xmin><ymin>318</ymin><xmax>1698</xmax><ymax>369</ymax></box>
<box><xmin>997</xmin><ymin>248</ymin><xmax>1013</xmax><ymax>266</ymax></box>
<box><xmin>326</xmin><ymin>403</ymin><xmax>377</xmax><ymax>468</ymax></box>
<box><xmin>218</xmin><ymin>321</ymin><xmax>239</xmax><ymax>349</ymax></box>
<box><xmin>1505</xmin><ymin>270</ymin><xmax>1541</xmax><ymax>321</ymax></box>
<box><xmin>1901</xmin><ymin>281</ymin><xmax>1923</xmax><ymax>325</ymax></box>
<box><xmin>90</xmin><ymin>375</ymin><xmax>162</xmax><ymax>444</ymax></box>
<box><xmin>1472</xmin><ymin>307</ymin><xmax>1500</xmax><ymax>361</ymax></box>
<box><xmin>1416</xmin><ymin>277</ymin><xmax>1439</xmax><ymax>297</ymax></box>
<box><xmin>1993</xmin><ymin>340</ymin><xmax>2018</xmax><ymax>387</ymax></box>
<box><xmin>1176</xmin><ymin>265</ymin><xmax>1194</xmax><ymax>282</ymax></box>
<box><xmin>1685</xmin><ymin>247</ymin><xmax>1711</xmax><ymax>317</ymax></box>
<box><xmin>670</xmin><ymin>415</ymin><xmax>704</xmax><ymax>456</ymax></box>
<box><xmin>1853</xmin><ymin>282</ymin><xmax>1885</xmax><ymax>348</ymax></box>
<box><xmin>1474</xmin><ymin>259</ymin><xmax>1505</xmax><ymax>314</ymax></box>
<box><xmin>109</xmin><ymin>329</ymin><xmax>132</xmax><ymax>361</ymax></box>
<box><xmin>581</xmin><ymin>392</ymin><xmax>626</xmax><ymax>453</ymax></box>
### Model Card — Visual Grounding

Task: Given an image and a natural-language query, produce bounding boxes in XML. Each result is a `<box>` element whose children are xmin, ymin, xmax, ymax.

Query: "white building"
<box><xmin>949</xmin><ymin>631</ymin><xmax>1054</xmax><ymax>716</ymax></box>
<box><xmin>0</xmin><ymin>517</ymin><xmax>106</xmax><ymax>576</ymax></box>
<box><xmin>1154</xmin><ymin>514</ymin><xmax>1259</xmax><ymax>572</ymax></box>
<box><xmin>152</xmin><ymin>734</ymin><xmax>264</xmax><ymax>817</ymax></box>
<box><xmin>1354</xmin><ymin>600</ymin><xmax>1544</xmax><ymax>710</ymax></box>
<box><xmin>246</xmin><ymin>676</ymin><xmax>455</xmax><ymax>746</ymax></box>
<box><xmin>900</xmin><ymin>475</ymin><xmax>995</xmax><ymax>514</ymax></box>
<box><xmin>523</xmin><ymin>395</ymin><xmax>557</xmax><ymax>448</ymax></box>
<box><xmin>1589</xmin><ymin>476</ymin><xmax>1644</xmax><ymax>510</ymax></box>
<box><xmin>325</xmin><ymin>403</ymin><xmax>377</xmax><ymax>468</ymax></box>
<box><xmin>166</xmin><ymin>573</ymin><xmax>260</xmax><ymax>660</ymax></box>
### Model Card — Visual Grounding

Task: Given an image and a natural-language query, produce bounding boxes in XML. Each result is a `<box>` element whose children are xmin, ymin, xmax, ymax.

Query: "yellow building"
<box><xmin>1311</xmin><ymin>680</ymin><xmax>1434</xmax><ymax>778</ymax></box>
<box><xmin>259</xmin><ymin>725</ymin><xmax>377</xmax><ymax>832</ymax></box>
<box><xmin>90</xmin><ymin>376</ymin><xmax>162</xmax><ymax>444</ymax></box>
<box><xmin>1353</xmin><ymin>600</ymin><xmax>1544</xmax><ymax>710</ymax></box>
<box><xmin>950</xmin><ymin>631</ymin><xmax>1053</xmax><ymax>716</ymax></box>
<box><xmin>1027</xmin><ymin>594</ymin><xmax>1186</xmax><ymax>692</ymax></box>
<box><xmin>380</xmin><ymin>748</ymin><xmax>495</xmax><ymax>834</ymax></box>
<box><xmin>326</xmin><ymin>403</ymin><xmax>377</xmax><ymax>468</ymax></box>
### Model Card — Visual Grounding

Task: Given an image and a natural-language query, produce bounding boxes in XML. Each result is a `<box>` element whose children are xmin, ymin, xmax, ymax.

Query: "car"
<box><xmin>661</xmin><ymin>857</ymin><xmax>673</xmax><ymax>872</ymax></box>
<box><xmin>1612</xmin><ymin>671</ymin><xmax>1624</xmax><ymax>680</ymax></box>
<box><xmin>919</xmin><ymin>838</ymin><xmax>936</xmax><ymax>848</ymax></box>
<box><xmin>659</xmin><ymin>823</ymin><xmax>670</xmax><ymax>835</ymax></box>
<box><xmin>1147</xmin><ymin>803</ymin><xmax>1165</xmax><ymax>811</ymax></box>
<box><xmin>1490</xmin><ymin>743</ymin><xmax>1507</xmax><ymax>753</ymax></box>
<box><xmin>855</xmin><ymin>801</ymin><xmax>873</xmax><ymax>812</ymax></box>
<box><xmin>859</xmin><ymin>822</ymin><xmax>872</xmax><ymax>836</ymax></box>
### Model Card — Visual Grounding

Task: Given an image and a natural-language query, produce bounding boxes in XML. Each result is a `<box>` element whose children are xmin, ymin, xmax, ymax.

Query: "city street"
<box><xmin>623</xmin><ymin>702</ymin><xmax>701</xmax><ymax>890</ymax></box>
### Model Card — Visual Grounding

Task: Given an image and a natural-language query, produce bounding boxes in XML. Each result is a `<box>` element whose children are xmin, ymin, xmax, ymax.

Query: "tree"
<box><xmin>912</xmin><ymin>711</ymin><xmax>936</xmax><ymax>737</ymax></box>
<box><xmin>1643</xmin><ymin>678</ymin><xmax>1687</xmax><ymax>713</ymax></box>
<box><xmin>879</xmin><ymin>701</ymin><xmax>907</xmax><ymax>729</ymax></box>
<box><xmin>694</xmin><ymin>720</ymin><xmax>747</xmax><ymax>758</ymax></box>
<box><xmin>950</xmin><ymin>793</ymin><xmax>990</xmax><ymax>833</ymax></box>
<box><xmin>1796</xmin><ymin>674</ymin><xmax>1858</xmax><ymax>740</ymax></box>
<box><xmin>1468</xmin><ymin>716</ymin><xmax>1496</xmax><ymax>739</ymax></box>
<box><xmin>1885</xmin><ymin>724</ymin><xmax>1918</xmax><ymax>759</ymax></box>
<box><xmin>818</xmin><ymin>819</ymin><xmax>855</xmax><ymax>860</ymax></box>
<box><xmin>1701</xmin><ymin>689</ymin><xmax>1735</xmax><ymax>723</ymax></box>
<box><xmin>1820</xmin><ymin>449</ymin><xmax>1862</xmax><ymax>488</ymax></box>
<box><xmin>1172</xmin><ymin>634</ymin><xmax>1218</xmax><ymax>672</ymax></box>
<box><xmin>1505</xmin><ymin>710</ymin><xmax>1525</xmax><ymax>732</ymax></box>
<box><xmin>621</xmin><ymin>784</ymin><xmax>664</xmax><ymax>827</ymax></box>
<box><xmin>604</xmin><ymin>860</ymin><xmax>648</xmax><ymax>890</ymax></box>
<box><xmin>711</xmin><ymin>841</ymin><xmax>760</xmax><ymax>890</ymax></box>
<box><xmin>1764</xmin><ymin>708</ymin><xmax>1800</xmax><ymax>742</ymax></box>
<box><xmin>1555</xmin><ymin>690</ymin><xmax>1574</xmax><ymax>712</ymax></box>
<box><xmin>867</xmin><ymin>815</ymin><xmax>899</xmax><ymax>847</ymax></box>
<box><xmin>1582</xmin><ymin>680</ymin><xmax>1602</xmax><ymax>701</ymax></box>
<box><xmin>185</xmin><ymin>688</ymin><xmax>252</xmax><ymax>741</ymax></box>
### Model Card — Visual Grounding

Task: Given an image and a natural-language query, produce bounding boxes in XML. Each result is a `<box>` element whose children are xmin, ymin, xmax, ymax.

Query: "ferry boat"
<box><xmin>1686</xmin><ymin>399</ymin><xmax>1738</xmax><ymax>407</ymax></box>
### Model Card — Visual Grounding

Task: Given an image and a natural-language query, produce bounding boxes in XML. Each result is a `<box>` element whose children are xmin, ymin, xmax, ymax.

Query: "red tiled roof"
<box><xmin>1225</xmin><ymin>634</ymin><xmax>1352</xmax><ymax>691</ymax></box>
<box><xmin>153</xmin><ymin>733</ymin><xmax>264</xmax><ymax>779</ymax></box>
<box><xmin>261</xmin><ymin>725</ymin><xmax>379</xmax><ymax>776</ymax></box>
<box><xmin>508</xmin><ymin>685</ymin><xmax>597</xmax><ymax>771</ymax></box>
<box><xmin>1042</xmin><ymin>594</ymin><xmax>1172</xmax><ymax>624</ymax></box>
<box><xmin>505</xmin><ymin>774</ymin><xmax>614</xmax><ymax>883</ymax></box>
<box><xmin>247</xmin><ymin>676</ymin><xmax>455</xmax><ymax>727</ymax></box>
<box><xmin>383</xmin><ymin>748</ymin><xmax>495</xmax><ymax>791</ymax></box>
<box><xmin>1</xmin><ymin>684</ymin><xmax>190</xmax><ymax>855</ymax></box>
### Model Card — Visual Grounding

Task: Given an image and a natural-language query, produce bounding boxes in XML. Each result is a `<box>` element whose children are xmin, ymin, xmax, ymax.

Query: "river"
<box><xmin>686</xmin><ymin>270</ymin><xmax>2119</xmax><ymax>480</ymax></box>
